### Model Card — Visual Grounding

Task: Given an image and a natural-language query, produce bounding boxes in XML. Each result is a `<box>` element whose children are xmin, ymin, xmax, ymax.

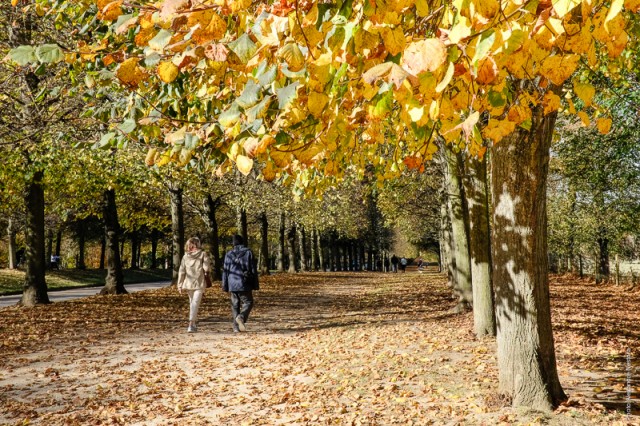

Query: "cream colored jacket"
<box><xmin>177</xmin><ymin>250</ymin><xmax>211</xmax><ymax>291</ymax></box>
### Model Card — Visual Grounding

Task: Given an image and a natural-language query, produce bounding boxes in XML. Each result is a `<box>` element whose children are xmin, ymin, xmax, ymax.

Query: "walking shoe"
<box><xmin>187</xmin><ymin>325</ymin><xmax>196</xmax><ymax>333</ymax></box>
<box><xmin>235</xmin><ymin>315</ymin><xmax>246</xmax><ymax>332</ymax></box>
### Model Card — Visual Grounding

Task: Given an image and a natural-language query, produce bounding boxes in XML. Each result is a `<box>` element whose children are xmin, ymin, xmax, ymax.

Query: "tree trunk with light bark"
<box><xmin>490</xmin><ymin>105</ymin><xmax>566</xmax><ymax>411</ymax></box>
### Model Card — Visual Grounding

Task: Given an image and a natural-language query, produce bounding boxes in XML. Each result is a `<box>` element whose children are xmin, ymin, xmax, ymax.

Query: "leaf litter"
<box><xmin>0</xmin><ymin>271</ymin><xmax>638</xmax><ymax>425</ymax></box>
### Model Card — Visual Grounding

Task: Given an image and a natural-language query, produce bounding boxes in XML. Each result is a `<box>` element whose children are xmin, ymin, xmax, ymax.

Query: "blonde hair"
<box><xmin>185</xmin><ymin>237</ymin><xmax>201</xmax><ymax>252</ymax></box>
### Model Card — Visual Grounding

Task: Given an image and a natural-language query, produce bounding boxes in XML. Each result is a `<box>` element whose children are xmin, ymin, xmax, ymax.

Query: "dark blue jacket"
<box><xmin>222</xmin><ymin>245</ymin><xmax>259</xmax><ymax>292</ymax></box>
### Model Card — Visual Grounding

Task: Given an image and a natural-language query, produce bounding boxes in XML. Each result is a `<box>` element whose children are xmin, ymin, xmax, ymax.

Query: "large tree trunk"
<box><xmin>277</xmin><ymin>212</ymin><xmax>285</xmax><ymax>272</ymax></box>
<box><xmin>203</xmin><ymin>194</ymin><xmax>222</xmax><ymax>280</ymax></box>
<box><xmin>150</xmin><ymin>228</ymin><xmax>158</xmax><ymax>269</ymax></box>
<box><xmin>20</xmin><ymin>170</ymin><xmax>50</xmax><ymax>306</ymax></box>
<box><xmin>490</xmin><ymin>106</ymin><xmax>566</xmax><ymax>411</ymax></box>
<box><xmin>297</xmin><ymin>224</ymin><xmax>307</xmax><ymax>272</ymax></box>
<box><xmin>464</xmin><ymin>155</ymin><xmax>496</xmax><ymax>337</ymax></box>
<box><xmin>169</xmin><ymin>183</ymin><xmax>184</xmax><ymax>285</ymax></box>
<box><xmin>7</xmin><ymin>219</ymin><xmax>18</xmax><ymax>270</ymax></box>
<box><xmin>77</xmin><ymin>219</ymin><xmax>86</xmax><ymax>270</ymax></box>
<box><xmin>259</xmin><ymin>212</ymin><xmax>270</xmax><ymax>275</ymax></box>
<box><xmin>287</xmin><ymin>224</ymin><xmax>297</xmax><ymax>273</ymax></box>
<box><xmin>100</xmin><ymin>189</ymin><xmax>127</xmax><ymax>295</ymax></box>
<box><xmin>55</xmin><ymin>230</ymin><xmax>62</xmax><ymax>257</ymax></box>
<box><xmin>444</xmin><ymin>147</ymin><xmax>472</xmax><ymax>311</ymax></box>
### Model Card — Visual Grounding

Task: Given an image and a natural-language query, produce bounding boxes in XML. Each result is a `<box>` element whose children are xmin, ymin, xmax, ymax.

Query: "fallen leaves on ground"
<box><xmin>0</xmin><ymin>271</ymin><xmax>637</xmax><ymax>425</ymax></box>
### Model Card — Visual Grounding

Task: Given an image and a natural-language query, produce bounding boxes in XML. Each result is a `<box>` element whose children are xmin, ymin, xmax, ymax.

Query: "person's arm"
<box><xmin>203</xmin><ymin>252</ymin><xmax>211</xmax><ymax>273</ymax></box>
<box><xmin>221</xmin><ymin>253</ymin><xmax>229</xmax><ymax>292</ymax></box>
<box><xmin>177</xmin><ymin>256</ymin><xmax>186</xmax><ymax>291</ymax></box>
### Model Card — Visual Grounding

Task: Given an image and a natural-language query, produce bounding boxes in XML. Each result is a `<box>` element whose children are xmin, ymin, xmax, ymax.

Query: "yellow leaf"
<box><xmin>280</xmin><ymin>42</ymin><xmax>305</xmax><ymax>72</ymax></box>
<box><xmin>448</xmin><ymin>15</ymin><xmax>471</xmax><ymax>44</ymax></box>
<box><xmin>476</xmin><ymin>57</ymin><xmax>498</xmax><ymax>85</ymax></box>
<box><xmin>157</xmin><ymin>61</ymin><xmax>179</xmax><ymax>83</ymax></box>
<box><xmin>116</xmin><ymin>57</ymin><xmax>145</xmax><ymax>86</ymax></box>
<box><xmin>402</xmin><ymin>38</ymin><xmax>447</xmax><ymax>75</ymax></box>
<box><xmin>542</xmin><ymin>92</ymin><xmax>561</xmax><ymax>115</ymax></box>
<box><xmin>573</xmin><ymin>81</ymin><xmax>595</xmax><ymax>107</ymax></box>
<box><xmin>145</xmin><ymin>148</ymin><xmax>158</xmax><ymax>166</ymax></box>
<box><xmin>98</xmin><ymin>0</ymin><xmax>123</xmax><ymax>21</ymax></box>
<box><xmin>236</xmin><ymin>155</ymin><xmax>254</xmax><ymax>175</ymax></box>
<box><xmin>605</xmin><ymin>0</ymin><xmax>624</xmax><ymax>29</ymax></box>
<box><xmin>192</xmin><ymin>13</ymin><xmax>227</xmax><ymax>45</ymax></box>
<box><xmin>436</xmin><ymin>62</ymin><xmax>454</xmax><ymax>93</ymax></box>
<box><xmin>262</xmin><ymin>161</ymin><xmax>276</xmax><ymax>182</ymax></box>
<box><xmin>625</xmin><ymin>0</ymin><xmax>640</xmax><ymax>12</ymax></box>
<box><xmin>381</xmin><ymin>26</ymin><xmax>406</xmax><ymax>56</ymax></box>
<box><xmin>308</xmin><ymin>91</ymin><xmax>329</xmax><ymax>118</ymax></box>
<box><xmin>256</xmin><ymin>135</ymin><xmax>276</xmax><ymax>155</ymax></box>
<box><xmin>552</xmin><ymin>0</ymin><xmax>582</xmax><ymax>19</ymax></box>
<box><xmin>230</xmin><ymin>0</ymin><xmax>252</xmax><ymax>13</ymax></box>
<box><xmin>539</xmin><ymin>55</ymin><xmax>580</xmax><ymax>85</ymax></box>
<box><xmin>11</xmin><ymin>0</ymin><xmax>19</xmax><ymax>6</ymax></box>
<box><xmin>577</xmin><ymin>111</ymin><xmax>590</xmax><ymax>126</ymax></box>
<box><xmin>596</xmin><ymin>117</ymin><xmax>612</xmax><ymax>134</ymax></box>
<box><xmin>415</xmin><ymin>0</ymin><xmax>429</xmax><ymax>17</ymax></box>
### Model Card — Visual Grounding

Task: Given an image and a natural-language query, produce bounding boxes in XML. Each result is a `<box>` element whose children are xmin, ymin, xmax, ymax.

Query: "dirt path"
<box><xmin>0</xmin><ymin>272</ymin><xmax>635</xmax><ymax>425</ymax></box>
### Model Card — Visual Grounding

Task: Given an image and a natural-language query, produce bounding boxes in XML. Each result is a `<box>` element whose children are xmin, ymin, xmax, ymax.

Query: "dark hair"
<box><xmin>232</xmin><ymin>234</ymin><xmax>244</xmax><ymax>246</ymax></box>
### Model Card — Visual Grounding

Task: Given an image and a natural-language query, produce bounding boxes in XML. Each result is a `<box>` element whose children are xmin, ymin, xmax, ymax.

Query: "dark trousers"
<box><xmin>231</xmin><ymin>291</ymin><xmax>254</xmax><ymax>330</ymax></box>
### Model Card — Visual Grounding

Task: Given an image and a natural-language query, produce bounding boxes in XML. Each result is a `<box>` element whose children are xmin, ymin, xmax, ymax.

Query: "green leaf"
<box><xmin>8</xmin><ymin>46</ymin><xmax>36</xmax><ymax>66</ymax></box>
<box><xmin>95</xmin><ymin>132</ymin><xmax>116</xmax><ymax>149</ymax></box>
<box><xmin>237</xmin><ymin>80</ymin><xmax>261</xmax><ymax>108</ymax></box>
<box><xmin>488</xmin><ymin>91</ymin><xmax>505</xmax><ymax>107</ymax></box>
<box><xmin>35</xmin><ymin>44</ymin><xmax>64</xmax><ymax>63</ymax></box>
<box><xmin>276</xmin><ymin>82</ymin><xmax>300</xmax><ymax>110</ymax></box>
<box><xmin>149</xmin><ymin>29</ymin><xmax>173</xmax><ymax>51</ymax></box>
<box><xmin>117</xmin><ymin>119</ymin><xmax>136</xmax><ymax>134</ymax></box>
<box><xmin>228</xmin><ymin>34</ymin><xmax>257</xmax><ymax>64</ymax></box>
<box><xmin>472</xmin><ymin>30</ymin><xmax>495</xmax><ymax>67</ymax></box>
<box><xmin>255</xmin><ymin>62</ymin><xmax>277</xmax><ymax>87</ymax></box>
<box><xmin>246</xmin><ymin>97</ymin><xmax>271</xmax><ymax>122</ymax></box>
<box><xmin>218</xmin><ymin>103</ymin><xmax>241</xmax><ymax>128</ymax></box>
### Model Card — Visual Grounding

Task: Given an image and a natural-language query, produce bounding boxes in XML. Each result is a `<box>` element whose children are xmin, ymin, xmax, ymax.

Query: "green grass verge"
<box><xmin>0</xmin><ymin>268</ymin><xmax>173</xmax><ymax>296</ymax></box>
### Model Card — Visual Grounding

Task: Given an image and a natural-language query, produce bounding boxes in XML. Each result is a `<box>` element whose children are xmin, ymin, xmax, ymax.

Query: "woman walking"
<box><xmin>177</xmin><ymin>237</ymin><xmax>211</xmax><ymax>333</ymax></box>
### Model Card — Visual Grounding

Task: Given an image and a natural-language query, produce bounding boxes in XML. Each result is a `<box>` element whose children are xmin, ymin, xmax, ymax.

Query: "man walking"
<box><xmin>222</xmin><ymin>235</ymin><xmax>259</xmax><ymax>332</ymax></box>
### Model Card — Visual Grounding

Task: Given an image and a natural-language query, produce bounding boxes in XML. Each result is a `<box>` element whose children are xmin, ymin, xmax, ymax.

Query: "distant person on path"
<box><xmin>177</xmin><ymin>237</ymin><xmax>211</xmax><ymax>333</ymax></box>
<box><xmin>222</xmin><ymin>235</ymin><xmax>259</xmax><ymax>332</ymax></box>
<box><xmin>399</xmin><ymin>256</ymin><xmax>408</xmax><ymax>272</ymax></box>
<box><xmin>391</xmin><ymin>255</ymin><xmax>398</xmax><ymax>273</ymax></box>
<box><xmin>383</xmin><ymin>256</ymin><xmax>390</xmax><ymax>272</ymax></box>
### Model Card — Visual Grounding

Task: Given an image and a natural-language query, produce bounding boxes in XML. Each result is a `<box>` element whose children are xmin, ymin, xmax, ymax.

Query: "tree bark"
<box><xmin>99</xmin><ymin>232</ymin><xmax>106</xmax><ymax>269</ymax></box>
<box><xmin>287</xmin><ymin>224</ymin><xmax>297</xmax><ymax>273</ymax></box>
<box><xmin>317</xmin><ymin>232</ymin><xmax>325</xmax><ymax>271</ymax></box>
<box><xmin>597</xmin><ymin>233</ymin><xmax>610</xmax><ymax>282</ymax></box>
<box><xmin>444</xmin><ymin>147</ymin><xmax>472</xmax><ymax>311</ymax></box>
<box><xmin>55</xmin><ymin>230</ymin><xmax>62</xmax><ymax>257</ymax></box>
<box><xmin>237</xmin><ymin>206</ymin><xmax>248</xmax><ymax>244</ymax></box>
<box><xmin>259</xmin><ymin>212</ymin><xmax>270</xmax><ymax>275</ymax></box>
<box><xmin>129</xmin><ymin>229</ymin><xmax>138</xmax><ymax>269</ymax></box>
<box><xmin>297</xmin><ymin>224</ymin><xmax>307</xmax><ymax>272</ymax></box>
<box><xmin>20</xmin><ymin>170</ymin><xmax>50</xmax><ymax>306</ymax></box>
<box><xmin>100</xmin><ymin>189</ymin><xmax>127</xmax><ymax>295</ymax></box>
<box><xmin>150</xmin><ymin>228</ymin><xmax>158</xmax><ymax>269</ymax></box>
<box><xmin>203</xmin><ymin>194</ymin><xmax>222</xmax><ymax>280</ymax></box>
<box><xmin>77</xmin><ymin>219</ymin><xmax>86</xmax><ymax>270</ymax></box>
<box><xmin>46</xmin><ymin>229</ymin><xmax>53</xmax><ymax>269</ymax></box>
<box><xmin>277</xmin><ymin>212</ymin><xmax>285</xmax><ymax>272</ymax></box>
<box><xmin>7</xmin><ymin>219</ymin><xmax>18</xmax><ymax>270</ymax></box>
<box><xmin>310</xmin><ymin>227</ymin><xmax>317</xmax><ymax>271</ymax></box>
<box><xmin>169</xmin><ymin>183</ymin><xmax>184</xmax><ymax>285</ymax></box>
<box><xmin>464</xmin><ymin>155</ymin><xmax>496</xmax><ymax>337</ymax></box>
<box><xmin>440</xmin><ymin>198</ymin><xmax>455</xmax><ymax>289</ymax></box>
<box><xmin>490</xmin><ymin>105</ymin><xmax>566</xmax><ymax>411</ymax></box>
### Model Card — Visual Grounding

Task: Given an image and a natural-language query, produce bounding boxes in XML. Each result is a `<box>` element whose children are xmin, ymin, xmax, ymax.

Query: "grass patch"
<box><xmin>0</xmin><ymin>268</ymin><xmax>172</xmax><ymax>295</ymax></box>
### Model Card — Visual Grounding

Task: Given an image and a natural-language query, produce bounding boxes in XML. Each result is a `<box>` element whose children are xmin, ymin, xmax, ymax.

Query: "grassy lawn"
<box><xmin>0</xmin><ymin>268</ymin><xmax>172</xmax><ymax>295</ymax></box>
